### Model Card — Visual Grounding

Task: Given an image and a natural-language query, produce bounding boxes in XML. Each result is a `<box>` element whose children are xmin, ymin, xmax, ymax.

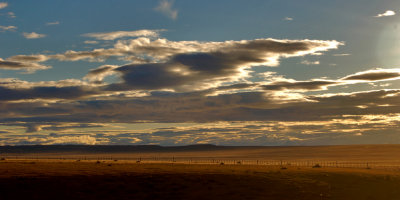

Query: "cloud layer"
<box><xmin>2</xmin><ymin>27</ymin><xmax>400</xmax><ymax>145</ymax></box>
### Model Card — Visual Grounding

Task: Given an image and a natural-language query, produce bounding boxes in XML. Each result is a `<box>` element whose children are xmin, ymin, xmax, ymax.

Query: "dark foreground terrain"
<box><xmin>0</xmin><ymin>160</ymin><xmax>400</xmax><ymax>200</ymax></box>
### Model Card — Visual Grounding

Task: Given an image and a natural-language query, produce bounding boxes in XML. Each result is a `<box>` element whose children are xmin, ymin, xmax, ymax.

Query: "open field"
<box><xmin>2</xmin><ymin>145</ymin><xmax>400</xmax><ymax>199</ymax></box>
<box><xmin>3</xmin><ymin>144</ymin><xmax>400</xmax><ymax>169</ymax></box>
<box><xmin>1</xmin><ymin>160</ymin><xmax>400</xmax><ymax>200</ymax></box>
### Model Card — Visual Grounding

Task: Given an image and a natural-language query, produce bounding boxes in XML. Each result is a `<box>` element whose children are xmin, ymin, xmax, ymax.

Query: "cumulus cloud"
<box><xmin>23</xmin><ymin>32</ymin><xmax>46</xmax><ymax>39</ymax></box>
<box><xmin>8</xmin><ymin>29</ymin><xmax>400</xmax><ymax>145</ymax></box>
<box><xmin>375</xmin><ymin>10</ymin><xmax>396</xmax><ymax>17</ymax></box>
<box><xmin>5</xmin><ymin>37</ymin><xmax>341</xmax><ymax>92</ymax></box>
<box><xmin>108</xmin><ymin>38</ymin><xmax>341</xmax><ymax>91</ymax></box>
<box><xmin>0</xmin><ymin>25</ymin><xmax>16</xmax><ymax>32</ymax></box>
<box><xmin>155</xmin><ymin>0</ymin><xmax>178</xmax><ymax>20</ymax></box>
<box><xmin>0</xmin><ymin>2</ymin><xmax>7</xmax><ymax>9</ymax></box>
<box><xmin>82</xmin><ymin>29</ymin><xmax>163</xmax><ymax>40</ymax></box>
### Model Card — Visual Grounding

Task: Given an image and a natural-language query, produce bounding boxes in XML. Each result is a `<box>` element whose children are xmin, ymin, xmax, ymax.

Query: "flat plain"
<box><xmin>1</xmin><ymin>145</ymin><xmax>400</xmax><ymax>200</ymax></box>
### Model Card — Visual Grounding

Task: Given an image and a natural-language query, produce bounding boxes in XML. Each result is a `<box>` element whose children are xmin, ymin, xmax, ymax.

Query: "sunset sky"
<box><xmin>1</xmin><ymin>0</ymin><xmax>400</xmax><ymax>145</ymax></box>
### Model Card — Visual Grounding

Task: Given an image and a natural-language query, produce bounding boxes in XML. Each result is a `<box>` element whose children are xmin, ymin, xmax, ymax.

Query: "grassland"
<box><xmin>2</xmin><ymin>145</ymin><xmax>400</xmax><ymax>199</ymax></box>
<box><xmin>1</xmin><ymin>159</ymin><xmax>400</xmax><ymax>200</ymax></box>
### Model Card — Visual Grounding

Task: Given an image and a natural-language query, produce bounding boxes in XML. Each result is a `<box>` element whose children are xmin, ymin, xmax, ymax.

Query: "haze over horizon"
<box><xmin>1</xmin><ymin>0</ymin><xmax>400</xmax><ymax>146</ymax></box>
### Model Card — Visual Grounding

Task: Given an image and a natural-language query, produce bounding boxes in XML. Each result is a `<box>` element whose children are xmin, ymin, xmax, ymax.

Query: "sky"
<box><xmin>1</xmin><ymin>0</ymin><xmax>400</xmax><ymax>146</ymax></box>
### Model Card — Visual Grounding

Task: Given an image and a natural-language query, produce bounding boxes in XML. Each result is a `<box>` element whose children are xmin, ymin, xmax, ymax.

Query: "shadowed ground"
<box><xmin>0</xmin><ymin>160</ymin><xmax>400</xmax><ymax>200</ymax></box>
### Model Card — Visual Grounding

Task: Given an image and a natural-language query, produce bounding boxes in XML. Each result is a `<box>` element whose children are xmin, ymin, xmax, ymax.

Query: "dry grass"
<box><xmin>1</xmin><ymin>159</ymin><xmax>400</xmax><ymax>199</ymax></box>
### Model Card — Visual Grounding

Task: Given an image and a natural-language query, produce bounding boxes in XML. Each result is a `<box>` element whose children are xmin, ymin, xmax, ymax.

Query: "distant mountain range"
<box><xmin>0</xmin><ymin>144</ymin><xmax>238</xmax><ymax>153</ymax></box>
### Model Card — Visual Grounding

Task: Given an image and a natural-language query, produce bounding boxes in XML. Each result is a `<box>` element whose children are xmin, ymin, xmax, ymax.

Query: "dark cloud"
<box><xmin>84</xmin><ymin>65</ymin><xmax>118</xmax><ymax>82</ymax></box>
<box><xmin>109</xmin><ymin>63</ymin><xmax>190</xmax><ymax>90</ymax></box>
<box><xmin>1</xmin><ymin>89</ymin><xmax>400</xmax><ymax>144</ymax></box>
<box><xmin>215</xmin><ymin>83</ymin><xmax>256</xmax><ymax>90</ymax></box>
<box><xmin>342</xmin><ymin>69</ymin><xmax>400</xmax><ymax>81</ymax></box>
<box><xmin>2</xmin><ymin>89</ymin><xmax>399</xmax><ymax>126</ymax></box>
<box><xmin>0</xmin><ymin>59</ymin><xmax>50</xmax><ymax>73</ymax></box>
<box><xmin>109</xmin><ymin>39</ymin><xmax>340</xmax><ymax>91</ymax></box>
<box><xmin>7</xmin><ymin>55</ymin><xmax>49</xmax><ymax>62</ymax></box>
<box><xmin>26</xmin><ymin>124</ymin><xmax>42</xmax><ymax>133</ymax></box>
<box><xmin>262</xmin><ymin>80</ymin><xmax>339</xmax><ymax>91</ymax></box>
<box><xmin>6</xmin><ymin>37</ymin><xmax>340</xmax><ymax>73</ymax></box>
<box><xmin>0</xmin><ymin>85</ymin><xmax>98</xmax><ymax>101</ymax></box>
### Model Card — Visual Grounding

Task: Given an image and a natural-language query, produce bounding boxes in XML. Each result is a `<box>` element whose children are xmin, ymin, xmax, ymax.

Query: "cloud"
<box><xmin>50</xmin><ymin>49</ymin><xmax>118</xmax><ymax>62</ymax></box>
<box><xmin>0</xmin><ymin>2</ymin><xmax>7</xmax><ymax>9</ymax></box>
<box><xmin>260</xmin><ymin>68</ymin><xmax>400</xmax><ymax>92</ymax></box>
<box><xmin>375</xmin><ymin>10</ymin><xmax>396</xmax><ymax>17</ymax></box>
<box><xmin>262</xmin><ymin>80</ymin><xmax>339</xmax><ymax>91</ymax></box>
<box><xmin>5</xmin><ymin>22</ymin><xmax>400</xmax><ymax>145</ymax></box>
<box><xmin>155</xmin><ymin>0</ymin><xmax>178</xmax><ymax>20</ymax></box>
<box><xmin>0</xmin><ymin>78</ymin><xmax>93</xmax><ymax>89</ymax></box>
<box><xmin>3</xmin><ymin>119</ymin><xmax>400</xmax><ymax>145</ymax></box>
<box><xmin>46</xmin><ymin>21</ymin><xmax>59</xmax><ymax>26</ymax></box>
<box><xmin>6</xmin><ymin>37</ymin><xmax>341</xmax><ymax>88</ymax></box>
<box><xmin>108</xmin><ymin>38</ymin><xmax>341</xmax><ymax>91</ymax></box>
<box><xmin>7</xmin><ymin>36</ymin><xmax>341</xmax><ymax>64</ymax></box>
<box><xmin>7</xmin><ymin>12</ymin><xmax>15</xmax><ymax>18</ymax></box>
<box><xmin>0</xmin><ymin>85</ymin><xmax>98</xmax><ymax>101</ymax></box>
<box><xmin>0</xmin><ymin>58</ymin><xmax>51</xmax><ymax>73</ymax></box>
<box><xmin>84</xmin><ymin>40</ymin><xmax>99</xmax><ymax>45</ymax></box>
<box><xmin>23</xmin><ymin>32</ymin><xmax>46</xmax><ymax>39</ymax></box>
<box><xmin>301</xmin><ymin>60</ymin><xmax>320</xmax><ymax>65</ymax></box>
<box><xmin>283</xmin><ymin>17</ymin><xmax>293</xmax><ymax>21</ymax></box>
<box><xmin>0</xmin><ymin>25</ymin><xmax>16</xmax><ymax>32</ymax></box>
<box><xmin>26</xmin><ymin>124</ymin><xmax>42</xmax><ymax>133</ymax></box>
<box><xmin>342</xmin><ymin>68</ymin><xmax>400</xmax><ymax>81</ymax></box>
<box><xmin>8</xmin><ymin>54</ymin><xmax>50</xmax><ymax>62</ymax></box>
<box><xmin>3</xmin><ymin>88</ymin><xmax>400</xmax><ymax>125</ymax></box>
<box><xmin>18</xmin><ymin>123</ymin><xmax>107</xmax><ymax>133</ymax></box>
<box><xmin>5</xmin><ymin>135</ymin><xmax>98</xmax><ymax>145</ymax></box>
<box><xmin>333</xmin><ymin>53</ymin><xmax>350</xmax><ymax>56</ymax></box>
<box><xmin>2</xmin><ymin>81</ymin><xmax>400</xmax><ymax>145</ymax></box>
<box><xmin>44</xmin><ymin>135</ymin><xmax>98</xmax><ymax>145</ymax></box>
<box><xmin>84</xmin><ymin>65</ymin><xmax>119</xmax><ymax>83</ymax></box>
<box><xmin>82</xmin><ymin>29</ymin><xmax>163</xmax><ymax>40</ymax></box>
